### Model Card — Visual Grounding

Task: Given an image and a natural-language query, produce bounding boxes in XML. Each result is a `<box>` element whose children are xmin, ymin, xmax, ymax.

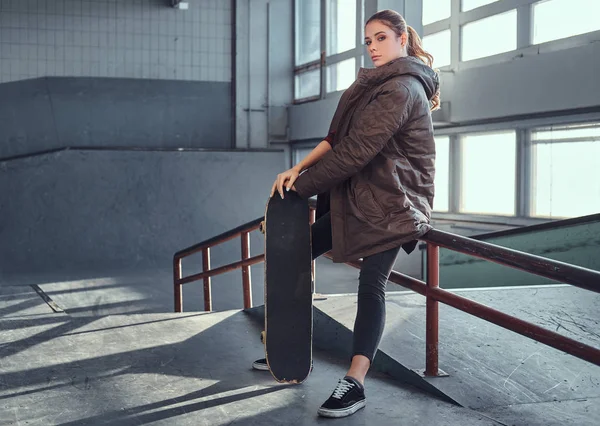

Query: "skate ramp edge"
<box><xmin>244</xmin><ymin>304</ymin><xmax>459</xmax><ymax>405</ymax></box>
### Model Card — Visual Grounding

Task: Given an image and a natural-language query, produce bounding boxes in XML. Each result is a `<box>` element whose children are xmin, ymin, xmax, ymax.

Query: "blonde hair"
<box><xmin>366</xmin><ymin>10</ymin><xmax>441</xmax><ymax>111</ymax></box>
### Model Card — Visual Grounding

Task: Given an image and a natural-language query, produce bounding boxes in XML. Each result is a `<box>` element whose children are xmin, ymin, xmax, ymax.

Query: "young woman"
<box><xmin>255</xmin><ymin>9</ymin><xmax>440</xmax><ymax>418</ymax></box>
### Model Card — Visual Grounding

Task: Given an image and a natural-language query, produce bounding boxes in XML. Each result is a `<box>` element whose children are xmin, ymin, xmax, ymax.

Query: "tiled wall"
<box><xmin>0</xmin><ymin>0</ymin><xmax>231</xmax><ymax>83</ymax></box>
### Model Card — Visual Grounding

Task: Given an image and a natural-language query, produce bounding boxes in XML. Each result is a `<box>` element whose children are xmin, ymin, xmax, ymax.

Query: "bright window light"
<box><xmin>326</xmin><ymin>58</ymin><xmax>356</xmax><ymax>92</ymax></box>
<box><xmin>423</xmin><ymin>0</ymin><xmax>451</xmax><ymax>25</ymax></box>
<box><xmin>460</xmin><ymin>131</ymin><xmax>516</xmax><ymax>215</ymax></box>
<box><xmin>433</xmin><ymin>136</ymin><xmax>450</xmax><ymax>212</ymax></box>
<box><xmin>423</xmin><ymin>30</ymin><xmax>452</xmax><ymax>68</ymax></box>
<box><xmin>533</xmin><ymin>0</ymin><xmax>600</xmax><ymax>45</ymax></box>
<box><xmin>295</xmin><ymin>69</ymin><xmax>320</xmax><ymax>100</ymax></box>
<box><xmin>326</xmin><ymin>0</ymin><xmax>357</xmax><ymax>55</ymax></box>
<box><xmin>295</xmin><ymin>0</ymin><xmax>321</xmax><ymax>65</ymax></box>
<box><xmin>461</xmin><ymin>9</ymin><xmax>517</xmax><ymax>61</ymax></box>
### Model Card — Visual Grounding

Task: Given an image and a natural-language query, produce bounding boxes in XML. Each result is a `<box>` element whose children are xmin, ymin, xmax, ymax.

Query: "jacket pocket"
<box><xmin>354</xmin><ymin>183</ymin><xmax>385</xmax><ymax>221</ymax></box>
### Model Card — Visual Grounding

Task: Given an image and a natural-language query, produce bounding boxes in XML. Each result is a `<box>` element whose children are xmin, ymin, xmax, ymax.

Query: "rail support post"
<box><xmin>241</xmin><ymin>232</ymin><xmax>252</xmax><ymax>309</ymax></box>
<box><xmin>203</xmin><ymin>248</ymin><xmax>212</xmax><ymax>311</ymax></box>
<box><xmin>174</xmin><ymin>257</ymin><xmax>182</xmax><ymax>312</ymax></box>
<box><xmin>423</xmin><ymin>243</ymin><xmax>448</xmax><ymax>377</ymax></box>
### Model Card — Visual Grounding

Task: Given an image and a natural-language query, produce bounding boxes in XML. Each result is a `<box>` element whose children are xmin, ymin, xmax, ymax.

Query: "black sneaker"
<box><xmin>317</xmin><ymin>376</ymin><xmax>366</xmax><ymax>418</ymax></box>
<box><xmin>252</xmin><ymin>358</ymin><xmax>269</xmax><ymax>371</ymax></box>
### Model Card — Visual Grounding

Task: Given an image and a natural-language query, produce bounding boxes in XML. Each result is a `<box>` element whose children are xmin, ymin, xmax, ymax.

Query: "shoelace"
<box><xmin>331</xmin><ymin>379</ymin><xmax>355</xmax><ymax>399</ymax></box>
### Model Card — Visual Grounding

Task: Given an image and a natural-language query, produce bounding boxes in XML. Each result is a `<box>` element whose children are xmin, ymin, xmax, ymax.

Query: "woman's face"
<box><xmin>364</xmin><ymin>20</ymin><xmax>407</xmax><ymax>67</ymax></box>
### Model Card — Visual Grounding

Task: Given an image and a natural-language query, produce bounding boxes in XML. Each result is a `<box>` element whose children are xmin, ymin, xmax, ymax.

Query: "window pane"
<box><xmin>326</xmin><ymin>58</ymin><xmax>355</xmax><ymax>92</ymax></box>
<box><xmin>462</xmin><ymin>0</ymin><xmax>499</xmax><ymax>12</ymax></box>
<box><xmin>531</xmin><ymin>126</ymin><xmax>600</xmax><ymax>218</ymax></box>
<box><xmin>533</xmin><ymin>0</ymin><xmax>600</xmax><ymax>44</ymax></box>
<box><xmin>295</xmin><ymin>0</ymin><xmax>321</xmax><ymax>65</ymax></box>
<box><xmin>434</xmin><ymin>136</ymin><xmax>450</xmax><ymax>212</ymax></box>
<box><xmin>461</xmin><ymin>10</ymin><xmax>517</xmax><ymax>61</ymax></box>
<box><xmin>461</xmin><ymin>132</ymin><xmax>516</xmax><ymax>215</ymax></box>
<box><xmin>423</xmin><ymin>0</ymin><xmax>451</xmax><ymax>25</ymax></box>
<box><xmin>423</xmin><ymin>30</ymin><xmax>451</xmax><ymax>68</ymax></box>
<box><xmin>326</xmin><ymin>0</ymin><xmax>356</xmax><ymax>55</ymax></box>
<box><xmin>295</xmin><ymin>69</ymin><xmax>320</xmax><ymax>99</ymax></box>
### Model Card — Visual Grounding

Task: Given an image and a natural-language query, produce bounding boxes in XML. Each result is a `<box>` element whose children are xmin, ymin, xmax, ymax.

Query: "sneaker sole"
<box><xmin>317</xmin><ymin>399</ymin><xmax>366</xmax><ymax>418</ymax></box>
<box><xmin>252</xmin><ymin>362</ymin><xmax>270</xmax><ymax>371</ymax></box>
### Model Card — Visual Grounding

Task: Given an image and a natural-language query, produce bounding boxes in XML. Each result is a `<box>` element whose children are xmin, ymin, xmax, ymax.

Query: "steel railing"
<box><xmin>173</xmin><ymin>208</ymin><xmax>316</xmax><ymax>312</ymax></box>
<box><xmin>173</xmin><ymin>200</ymin><xmax>600</xmax><ymax>376</ymax></box>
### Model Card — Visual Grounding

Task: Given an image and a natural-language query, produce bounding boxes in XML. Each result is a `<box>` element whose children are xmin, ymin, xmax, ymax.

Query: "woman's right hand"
<box><xmin>271</xmin><ymin>166</ymin><xmax>301</xmax><ymax>199</ymax></box>
<box><xmin>269</xmin><ymin>139</ymin><xmax>332</xmax><ymax>199</ymax></box>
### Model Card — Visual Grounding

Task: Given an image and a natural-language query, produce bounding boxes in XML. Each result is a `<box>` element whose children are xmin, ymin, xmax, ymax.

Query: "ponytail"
<box><xmin>406</xmin><ymin>26</ymin><xmax>433</xmax><ymax>67</ymax></box>
<box><xmin>406</xmin><ymin>25</ymin><xmax>440</xmax><ymax>111</ymax></box>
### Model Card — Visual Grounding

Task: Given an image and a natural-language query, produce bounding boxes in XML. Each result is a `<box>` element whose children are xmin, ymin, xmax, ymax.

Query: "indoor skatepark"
<box><xmin>1</xmin><ymin>0</ymin><xmax>599</xmax><ymax>424</ymax></box>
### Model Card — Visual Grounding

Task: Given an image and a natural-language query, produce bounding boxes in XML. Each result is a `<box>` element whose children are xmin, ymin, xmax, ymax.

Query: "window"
<box><xmin>422</xmin><ymin>0</ymin><xmax>451</xmax><ymax>25</ymax></box>
<box><xmin>460</xmin><ymin>131</ymin><xmax>516</xmax><ymax>215</ymax></box>
<box><xmin>423</xmin><ymin>30</ymin><xmax>451</xmax><ymax>68</ymax></box>
<box><xmin>294</xmin><ymin>0</ymin><xmax>321</xmax><ymax>101</ymax></box>
<box><xmin>461</xmin><ymin>9</ymin><xmax>517</xmax><ymax>61</ymax></box>
<box><xmin>294</xmin><ymin>0</ymin><xmax>363</xmax><ymax>103</ymax></box>
<box><xmin>533</xmin><ymin>0</ymin><xmax>600</xmax><ymax>45</ymax></box>
<box><xmin>294</xmin><ymin>147</ymin><xmax>316</xmax><ymax>165</ymax></box>
<box><xmin>295</xmin><ymin>0</ymin><xmax>321</xmax><ymax>65</ymax></box>
<box><xmin>462</xmin><ymin>0</ymin><xmax>499</xmax><ymax>12</ymax></box>
<box><xmin>531</xmin><ymin>125</ymin><xmax>600</xmax><ymax>218</ymax></box>
<box><xmin>433</xmin><ymin>136</ymin><xmax>450</xmax><ymax>212</ymax></box>
<box><xmin>326</xmin><ymin>0</ymin><xmax>356</xmax><ymax>55</ymax></box>
<box><xmin>327</xmin><ymin>58</ymin><xmax>355</xmax><ymax>92</ymax></box>
<box><xmin>295</xmin><ymin>69</ymin><xmax>320</xmax><ymax>100</ymax></box>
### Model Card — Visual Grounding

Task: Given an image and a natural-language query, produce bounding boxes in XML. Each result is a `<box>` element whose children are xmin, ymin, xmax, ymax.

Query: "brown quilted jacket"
<box><xmin>294</xmin><ymin>56</ymin><xmax>439</xmax><ymax>262</ymax></box>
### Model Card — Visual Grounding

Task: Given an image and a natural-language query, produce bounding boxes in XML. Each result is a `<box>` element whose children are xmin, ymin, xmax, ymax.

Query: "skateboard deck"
<box><xmin>263</xmin><ymin>191</ymin><xmax>313</xmax><ymax>383</ymax></box>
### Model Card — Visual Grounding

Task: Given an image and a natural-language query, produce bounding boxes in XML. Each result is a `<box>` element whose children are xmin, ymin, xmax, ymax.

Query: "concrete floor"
<box><xmin>1</xmin><ymin>260</ymin><xmax>598</xmax><ymax>425</ymax></box>
<box><xmin>0</xmin><ymin>257</ymin><xmax>360</xmax><ymax>315</ymax></box>
<box><xmin>0</xmin><ymin>285</ymin><xmax>503</xmax><ymax>426</ymax></box>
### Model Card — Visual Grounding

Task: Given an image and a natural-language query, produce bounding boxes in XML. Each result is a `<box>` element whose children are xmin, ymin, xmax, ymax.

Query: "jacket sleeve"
<box><xmin>323</xmin><ymin>131</ymin><xmax>336</xmax><ymax>144</ymax></box>
<box><xmin>294</xmin><ymin>81</ymin><xmax>412</xmax><ymax>199</ymax></box>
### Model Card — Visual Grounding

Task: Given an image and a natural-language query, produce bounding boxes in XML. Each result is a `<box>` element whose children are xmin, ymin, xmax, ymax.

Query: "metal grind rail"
<box><xmin>174</xmin><ymin>200</ymin><xmax>600</xmax><ymax>376</ymax></box>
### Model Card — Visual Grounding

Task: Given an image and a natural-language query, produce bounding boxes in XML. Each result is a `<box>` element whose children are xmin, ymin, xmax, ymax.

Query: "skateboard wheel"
<box><xmin>260</xmin><ymin>330</ymin><xmax>266</xmax><ymax>344</ymax></box>
<box><xmin>259</xmin><ymin>221</ymin><xmax>265</xmax><ymax>234</ymax></box>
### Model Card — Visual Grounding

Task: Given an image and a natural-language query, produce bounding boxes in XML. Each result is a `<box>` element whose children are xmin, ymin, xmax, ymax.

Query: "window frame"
<box><xmin>433</xmin><ymin>114</ymin><xmax>600</xmax><ymax>225</ymax></box>
<box><xmin>529</xmin><ymin>123</ymin><xmax>600</xmax><ymax>219</ymax></box>
<box><xmin>423</xmin><ymin>0</ymin><xmax>600</xmax><ymax>71</ymax></box>
<box><xmin>460</xmin><ymin>8</ymin><xmax>518</xmax><ymax>62</ymax></box>
<box><xmin>293</xmin><ymin>0</ymin><xmax>364</xmax><ymax>104</ymax></box>
<box><xmin>291</xmin><ymin>115</ymin><xmax>600</xmax><ymax>225</ymax></box>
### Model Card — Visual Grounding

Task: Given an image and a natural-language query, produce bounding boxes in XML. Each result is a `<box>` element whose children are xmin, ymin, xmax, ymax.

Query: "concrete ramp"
<box><xmin>313</xmin><ymin>285</ymin><xmax>600</xmax><ymax>426</ymax></box>
<box><xmin>1</xmin><ymin>285</ymin><xmax>504</xmax><ymax>426</ymax></box>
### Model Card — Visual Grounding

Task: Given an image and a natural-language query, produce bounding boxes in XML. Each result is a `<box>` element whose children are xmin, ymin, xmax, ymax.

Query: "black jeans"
<box><xmin>311</xmin><ymin>212</ymin><xmax>400</xmax><ymax>363</ymax></box>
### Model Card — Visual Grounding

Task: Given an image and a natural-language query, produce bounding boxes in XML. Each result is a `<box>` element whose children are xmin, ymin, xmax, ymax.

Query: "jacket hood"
<box><xmin>357</xmin><ymin>56</ymin><xmax>439</xmax><ymax>101</ymax></box>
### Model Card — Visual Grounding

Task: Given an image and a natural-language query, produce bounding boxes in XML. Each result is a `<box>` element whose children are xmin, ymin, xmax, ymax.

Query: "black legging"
<box><xmin>311</xmin><ymin>212</ymin><xmax>400</xmax><ymax>363</ymax></box>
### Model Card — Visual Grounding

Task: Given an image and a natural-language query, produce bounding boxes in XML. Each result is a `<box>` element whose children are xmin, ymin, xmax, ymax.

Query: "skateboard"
<box><xmin>260</xmin><ymin>191</ymin><xmax>313</xmax><ymax>383</ymax></box>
